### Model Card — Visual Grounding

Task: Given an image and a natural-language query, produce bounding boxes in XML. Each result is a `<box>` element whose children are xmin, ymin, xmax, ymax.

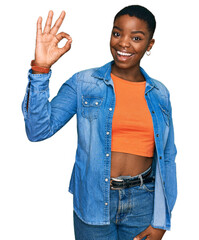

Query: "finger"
<box><xmin>43</xmin><ymin>10</ymin><xmax>54</xmax><ymax>34</ymax></box>
<box><xmin>55</xmin><ymin>32</ymin><xmax>72</xmax><ymax>55</ymax></box>
<box><xmin>50</xmin><ymin>10</ymin><xmax>66</xmax><ymax>35</ymax></box>
<box><xmin>54</xmin><ymin>32</ymin><xmax>72</xmax><ymax>44</ymax></box>
<box><xmin>36</xmin><ymin>16</ymin><xmax>42</xmax><ymax>36</ymax></box>
<box><xmin>134</xmin><ymin>230</ymin><xmax>148</xmax><ymax>240</ymax></box>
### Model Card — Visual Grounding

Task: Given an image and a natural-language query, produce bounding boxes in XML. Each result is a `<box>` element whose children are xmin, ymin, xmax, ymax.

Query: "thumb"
<box><xmin>58</xmin><ymin>37</ymin><xmax>72</xmax><ymax>56</ymax></box>
<box><xmin>134</xmin><ymin>228</ymin><xmax>149</xmax><ymax>240</ymax></box>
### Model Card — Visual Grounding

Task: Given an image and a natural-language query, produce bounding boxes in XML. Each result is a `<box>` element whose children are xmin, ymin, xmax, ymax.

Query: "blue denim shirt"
<box><xmin>22</xmin><ymin>61</ymin><xmax>177</xmax><ymax>230</ymax></box>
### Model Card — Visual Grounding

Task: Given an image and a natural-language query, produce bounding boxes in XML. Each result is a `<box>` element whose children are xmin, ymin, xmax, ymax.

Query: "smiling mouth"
<box><xmin>115</xmin><ymin>50</ymin><xmax>135</xmax><ymax>62</ymax></box>
<box><xmin>117</xmin><ymin>51</ymin><xmax>134</xmax><ymax>56</ymax></box>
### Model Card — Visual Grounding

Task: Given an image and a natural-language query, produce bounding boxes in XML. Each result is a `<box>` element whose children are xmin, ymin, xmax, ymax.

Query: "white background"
<box><xmin>0</xmin><ymin>0</ymin><xmax>198</xmax><ymax>239</ymax></box>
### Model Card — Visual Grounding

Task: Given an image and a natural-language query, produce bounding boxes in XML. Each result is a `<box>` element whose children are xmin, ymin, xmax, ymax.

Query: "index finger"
<box><xmin>36</xmin><ymin>16</ymin><xmax>42</xmax><ymax>36</ymax></box>
<box><xmin>50</xmin><ymin>11</ymin><xmax>66</xmax><ymax>35</ymax></box>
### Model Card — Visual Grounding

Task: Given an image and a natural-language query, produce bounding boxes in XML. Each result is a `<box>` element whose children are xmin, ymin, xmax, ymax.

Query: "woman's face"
<box><xmin>110</xmin><ymin>15</ymin><xmax>155</xmax><ymax>71</ymax></box>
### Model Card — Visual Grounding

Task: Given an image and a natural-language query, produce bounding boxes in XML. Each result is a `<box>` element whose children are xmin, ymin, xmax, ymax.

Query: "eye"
<box><xmin>112</xmin><ymin>31</ymin><xmax>120</xmax><ymax>37</ymax></box>
<box><xmin>132</xmin><ymin>36</ymin><xmax>142</xmax><ymax>41</ymax></box>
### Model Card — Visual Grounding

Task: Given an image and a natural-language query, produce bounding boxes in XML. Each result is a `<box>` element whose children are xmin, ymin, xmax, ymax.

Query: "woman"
<box><xmin>22</xmin><ymin>5</ymin><xmax>177</xmax><ymax>240</ymax></box>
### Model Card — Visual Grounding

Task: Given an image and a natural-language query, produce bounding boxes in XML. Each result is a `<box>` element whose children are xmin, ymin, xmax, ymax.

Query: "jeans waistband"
<box><xmin>113</xmin><ymin>165</ymin><xmax>153</xmax><ymax>181</ymax></box>
<box><xmin>110</xmin><ymin>166</ymin><xmax>155</xmax><ymax>190</ymax></box>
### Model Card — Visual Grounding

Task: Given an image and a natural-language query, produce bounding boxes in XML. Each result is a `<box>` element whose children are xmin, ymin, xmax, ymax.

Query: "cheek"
<box><xmin>110</xmin><ymin>39</ymin><xmax>115</xmax><ymax>48</ymax></box>
<box><xmin>133</xmin><ymin>43</ymin><xmax>148</xmax><ymax>54</ymax></box>
<box><xmin>110</xmin><ymin>47</ymin><xmax>115</xmax><ymax>58</ymax></box>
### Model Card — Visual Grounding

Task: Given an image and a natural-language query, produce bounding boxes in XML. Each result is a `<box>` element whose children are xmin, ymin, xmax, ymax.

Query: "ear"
<box><xmin>147</xmin><ymin>38</ymin><xmax>155</xmax><ymax>51</ymax></box>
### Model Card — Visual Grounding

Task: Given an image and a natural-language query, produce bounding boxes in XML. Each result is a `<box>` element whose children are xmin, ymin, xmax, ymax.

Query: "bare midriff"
<box><xmin>110</xmin><ymin>151</ymin><xmax>153</xmax><ymax>178</ymax></box>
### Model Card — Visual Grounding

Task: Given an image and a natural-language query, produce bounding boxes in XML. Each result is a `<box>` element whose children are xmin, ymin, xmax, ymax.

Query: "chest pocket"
<box><xmin>159</xmin><ymin>104</ymin><xmax>170</xmax><ymax>126</ymax></box>
<box><xmin>81</xmin><ymin>95</ymin><xmax>103</xmax><ymax>121</ymax></box>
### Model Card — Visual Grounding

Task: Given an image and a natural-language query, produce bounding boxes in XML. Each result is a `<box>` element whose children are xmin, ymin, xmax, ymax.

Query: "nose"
<box><xmin>119</xmin><ymin>36</ymin><xmax>130</xmax><ymax>48</ymax></box>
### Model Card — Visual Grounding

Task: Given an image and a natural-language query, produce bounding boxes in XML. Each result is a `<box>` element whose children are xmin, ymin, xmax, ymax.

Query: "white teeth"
<box><xmin>117</xmin><ymin>51</ymin><xmax>132</xmax><ymax>56</ymax></box>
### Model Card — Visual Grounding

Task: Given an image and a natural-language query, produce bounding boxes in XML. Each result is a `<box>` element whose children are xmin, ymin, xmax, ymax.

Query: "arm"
<box><xmin>134</xmin><ymin>92</ymin><xmax>177</xmax><ymax>240</ymax></box>
<box><xmin>22</xmin><ymin>10</ymin><xmax>75</xmax><ymax>141</ymax></box>
<box><xmin>22</xmin><ymin>70</ymin><xmax>77</xmax><ymax>141</ymax></box>
<box><xmin>25</xmin><ymin>10</ymin><xmax>72</xmax><ymax>112</ymax></box>
<box><xmin>164</xmin><ymin>92</ymin><xmax>177</xmax><ymax>212</ymax></box>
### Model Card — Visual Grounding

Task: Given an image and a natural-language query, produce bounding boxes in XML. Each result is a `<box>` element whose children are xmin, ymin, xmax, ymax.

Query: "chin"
<box><xmin>113</xmin><ymin>60</ymin><xmax>138</xmax><ymax>70</ymax></box>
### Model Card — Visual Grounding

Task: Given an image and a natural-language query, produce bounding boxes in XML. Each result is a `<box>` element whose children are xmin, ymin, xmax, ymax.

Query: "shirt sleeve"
<box><xmin>21</xmin><ymin>69</ymin><xmax>77</xmax><ymax>142</ymax></box>
<box><xmin>164</xmin><ymin>92</ymin><xmax>177</xmax><ymax>212</ymax></box>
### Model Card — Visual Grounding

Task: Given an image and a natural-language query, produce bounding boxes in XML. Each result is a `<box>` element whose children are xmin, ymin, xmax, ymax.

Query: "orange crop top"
<box><xmin>111</xmin><ymin>73</ymin><xmax>155</xmax><ymax>157</ymax></box>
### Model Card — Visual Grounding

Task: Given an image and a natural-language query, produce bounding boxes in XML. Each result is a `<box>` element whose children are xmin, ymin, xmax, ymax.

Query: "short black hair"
<box><xmin>114</xmin><ymin>5</ymin><xmax>156</xmax><ymax>39</ymax></box>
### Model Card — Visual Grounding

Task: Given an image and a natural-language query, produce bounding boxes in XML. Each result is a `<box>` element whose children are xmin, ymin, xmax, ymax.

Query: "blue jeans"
<box><xmin>73</xmin><ymin>168</ymin><xmax>155</xmax><ymax>240</ymax></box>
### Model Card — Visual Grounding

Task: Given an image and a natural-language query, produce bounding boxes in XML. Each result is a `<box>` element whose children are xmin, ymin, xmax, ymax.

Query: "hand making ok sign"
<box><xmin>34</xmin><ymin>10</ymin><xmax>72</xmax><ymax>69</ymax></box>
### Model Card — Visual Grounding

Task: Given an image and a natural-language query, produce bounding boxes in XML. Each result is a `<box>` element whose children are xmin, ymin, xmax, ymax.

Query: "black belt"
<box><xmin>110</xmin><ymin>167</ymin><xmax>155</xmax><ymax>190</ymax></box>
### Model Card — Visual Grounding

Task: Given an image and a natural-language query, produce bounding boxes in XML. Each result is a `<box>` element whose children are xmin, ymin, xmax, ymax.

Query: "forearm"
<box><xmin>22</xmin><ymin>69</ymin><xmax>53</xmax><ymax>141</ymax></box>
<box><xmin>26</xmin><ymin>70</ymin><xmax>45</xmax><ymax>111</ymax></box>
<box><xmin>22</xmin><ymin>69</ymin><xmax>77</xmax><ymax>142</ymax></box>
<box><xmin>32</xmin><ymin>70</ymin><xmax>45</xmax><ymax>74</ymax></box>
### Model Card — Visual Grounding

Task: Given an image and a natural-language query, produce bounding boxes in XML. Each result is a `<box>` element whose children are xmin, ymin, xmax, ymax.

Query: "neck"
<box><xmin>111</xmin><ymin>63</ymin><xmax>145</xmax><ymax>82</ymax></box>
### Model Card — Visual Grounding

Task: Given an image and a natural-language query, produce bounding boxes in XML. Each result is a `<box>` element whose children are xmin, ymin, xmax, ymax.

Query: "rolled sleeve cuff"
<box><xmin>28</xmin><ymin>68</ymin><xmax>52</xmax><ymax>91</ymax></box>
<box><xmin>151</xmin><ymin>222</ymin><xmax>171</xmax><ymax>231</ymax></box>
<box><xmin>22</xmin><ymin>69</ymin><xmax>52</xmax><ymax>119</ymax></box>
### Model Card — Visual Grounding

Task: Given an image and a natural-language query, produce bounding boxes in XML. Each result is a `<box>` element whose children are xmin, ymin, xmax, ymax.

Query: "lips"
<box><xmin>117</xmin><ymin>50</ymin><xmax>133</xmax><ymax>56</ymax></box>
<box><xmin>115</xmin><ymin>50</ymin><xmax>135</xmax><ymax>62</ymax></box>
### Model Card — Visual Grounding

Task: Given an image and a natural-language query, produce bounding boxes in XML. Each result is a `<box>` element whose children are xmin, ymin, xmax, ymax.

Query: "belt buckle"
<box><xmin>110</xmin><ymin>178</ymin><xmax>125</xmax><ymax>190</ymax></box>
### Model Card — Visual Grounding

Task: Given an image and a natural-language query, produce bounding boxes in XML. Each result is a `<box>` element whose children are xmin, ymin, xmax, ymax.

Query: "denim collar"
<box><xmin>92</xmin><ymin>60</ymin><xmax>159</xmax><ymax>90</ymax></box>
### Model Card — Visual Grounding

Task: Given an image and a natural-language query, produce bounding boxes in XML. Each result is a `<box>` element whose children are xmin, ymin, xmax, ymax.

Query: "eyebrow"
<box><xmin>113</xmin><ymin>26</ymin><xmax>145</xmax><ymax>36</ymax></box>
<box><xmin>131</xmin><ymin>31</ymin><xmax>145</xmax><ymax>36</ymax></box>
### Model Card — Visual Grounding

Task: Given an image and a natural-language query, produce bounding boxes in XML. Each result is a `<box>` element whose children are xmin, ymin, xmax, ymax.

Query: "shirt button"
<box><xmin>109</xmin><ymin>108</ymin><xmax>112</xmax><ymax>111</ymax></box>
<box><xmin>105</xmin><ymin>178</ymin><xmax>109</xmax><ymax>182</ymax></box>
<box><xmin>105</xmin><ymin>202</ymin><xmax>108</xmax><ymax>206</ymax></box>
<box><xmin>152</xmin><ymin>110</ymin><xmax>155</xmax><ymax>114</ymax></box>
<box><xmin>95</xmin><ymin>102</ymin><xmax>99</xmax><ymax>105</ymax></box>
<box><xmin>106</xmin><ymin>131</ymin><xmax>110</xmax><ymax>135</ymax></box>
<box><xmin>160</xmin><ymin>156</ymin><xmax>162</xmax><ymax>159</ymax></box>
<box><xmin>106</xmin><ymin>153</ymin><xmax>109</xmax><ymax>157</ymax></box>
<box><xmin>156</xmin><ymin>134</ymin><xmax>159</xmax><ymax>137</ymax></box>
<box><xmin>85</xmin><ymin>101</ymin><xmax>88</xmax><ymax>104</ymax></box>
